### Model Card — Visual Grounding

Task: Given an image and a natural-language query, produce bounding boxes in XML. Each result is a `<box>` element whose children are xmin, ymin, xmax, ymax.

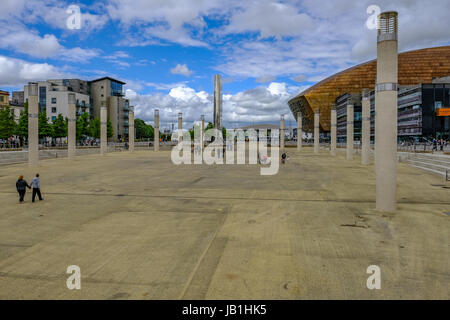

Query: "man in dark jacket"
<box><xmin>16</xmin><ymin>176</ymin><xmax>31</xmax><ymax>203</ymax></box>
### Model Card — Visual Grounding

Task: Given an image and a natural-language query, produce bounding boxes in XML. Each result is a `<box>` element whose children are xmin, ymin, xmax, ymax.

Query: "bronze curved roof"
<box><xmin>288</xmin><ymin>46</ymin><xmax>450</xmax><ymax>132</ymax></box>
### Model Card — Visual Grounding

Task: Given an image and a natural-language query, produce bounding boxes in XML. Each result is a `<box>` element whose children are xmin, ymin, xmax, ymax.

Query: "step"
<box><xmin>408</xmin><ymin>156</ymin><xmax>450</xmax><ymax>166</ymax></box>
<box><xmin>409</xmin><ymin>164</ymin><xmax>447</xmax><ymax>177</ymax></box>
<box><xmin>407</xmin><ymin>159</ymin><xmax>450</xmax><ymax>171</ymax></box>
<box><xmin>409</xmin><ymin>153</ymin><xmax>450</xmax><ymax>160</ymax></box>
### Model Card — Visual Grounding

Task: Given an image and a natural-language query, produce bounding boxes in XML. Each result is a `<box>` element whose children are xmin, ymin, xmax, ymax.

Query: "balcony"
<box><xmin>76</xmin><ymin>103</ymin><xmax>91</xmax><ymax>109</ymax></box>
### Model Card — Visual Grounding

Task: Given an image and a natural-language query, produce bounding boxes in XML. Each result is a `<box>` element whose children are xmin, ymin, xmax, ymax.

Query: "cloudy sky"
<box><xmin>0</xmin><ymin>0</ymin><xmax>449</xmax><ymax>129</ymax></box>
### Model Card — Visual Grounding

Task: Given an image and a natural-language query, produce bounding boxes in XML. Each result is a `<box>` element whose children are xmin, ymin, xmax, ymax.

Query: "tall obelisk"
<box><xmin>213</xmin><ymin>74</ymin><xmax>222</xmax><ymax>129</ymax></box>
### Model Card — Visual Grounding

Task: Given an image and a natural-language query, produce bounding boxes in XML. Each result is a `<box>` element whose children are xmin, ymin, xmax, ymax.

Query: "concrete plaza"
<box><xmin>0</xmin><ymin>148</ymin><xmax>448</xmax><ymax>299</ymax></box>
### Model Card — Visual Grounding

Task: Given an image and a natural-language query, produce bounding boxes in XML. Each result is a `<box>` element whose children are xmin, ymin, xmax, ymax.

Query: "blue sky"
<box><xmin>0</xmin><ymin>0</ymin><xmax>449</xmax><ymax>129</ymax></box>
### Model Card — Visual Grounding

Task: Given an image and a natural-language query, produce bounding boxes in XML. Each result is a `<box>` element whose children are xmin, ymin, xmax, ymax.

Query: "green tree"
<box><xmin>0</xmin><ymin>106</ymin><xmax>16</xmax><ymax>140</ymax></box>
<box><xmin>38</xmin><ymin>110</ymin><xmax>52</xmax><ymax>140</ymax></box>
<box><xmin>88</xmin><ymin>117</ymin><xmax>114</xmax><ymax>139</ymax></box>
<box><xmin>134</xmin><ymin>118</ymin><xmax>154</xmax><ymax>139</ymax></box>
<box><xmin>107</xmin><ymin>118</ymin><xmax>114</xmax><ymax>138</ymax></box>
<box><xmin>76</xmin><ymin>112</ymin><xmax>90</xmax><ymax>140</ymax></box>
<box><xmin>51</xmin><ymin>114</ymin><xmax>67</xmax><ymax>139</ymax></box>
<box><xmin>89</xmin><ymin>118</ymin><xmax>100</xmax><ymax>139</ymax></box>
<box><xmin>16</xmin><ymin>103</ymin><xmax>28</xmax><ymax>140</ymax></box>
<box><xmin>206</xmin><ymin>122</ymin><xmax>214</xmax><ymax>131</ymax></box>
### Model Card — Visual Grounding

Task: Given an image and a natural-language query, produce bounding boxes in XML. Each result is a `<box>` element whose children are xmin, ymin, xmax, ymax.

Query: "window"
<box><xmin>39</xmin><ymin>86</ymin><xmax>46</xmax><ymax>107</ymax></box>
<box><xmin>51</xmin><ymin>107</ymin><xmax>57</xmax><ymax>113</ymax></box>
<box><xmin>111</xmin><ymin>81</ymin><xmax>123</xmax><ymax>96</ymax></box>
<box><xmin>52</xmin><ymin>97</ymin><xmax>57</xmax><ymax>104</ymax></box>
<box><xmin>52</xmin><ymin>116</ymin><xmax>56</xmax><ymax>121</ymax></box>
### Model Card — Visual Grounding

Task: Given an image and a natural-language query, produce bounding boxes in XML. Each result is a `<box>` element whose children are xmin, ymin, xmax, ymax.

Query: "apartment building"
<box><xmin>89</xmin><ymin>77</ymin><xmax>129</xmax><ymax>141</ymax></box>
<box><xmin>0</xmin><ymin>90</ymin><xmax>8</xmax><ymax>106</ymax></box>
<box><xmin>24</xmin><ymin>79</ymin><xmax>91</xmax><ymax>122</ymax></box>
<box><xmin>11</xmin><ymin>91</ymin><xmax>24</xmax><ymax>106</ymax></box>
<box><xmin>0</xmin><ymin>90</ymin><xmax>24</xmax><ymax>122</ymax></box>
<box><xmin>22</xmin><ymin>77</ymin><xmax>130</xmax><ymax>141</ymax></box>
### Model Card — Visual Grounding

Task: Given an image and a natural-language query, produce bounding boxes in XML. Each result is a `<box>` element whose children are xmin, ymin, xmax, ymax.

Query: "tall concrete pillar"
<box><xmin>375</xmin><ymin>11</ymin><xmax>398</xmax><ymax>212</ymax></box>
<box><xmin>67</xmin><ymin>93</ymin><xmax>76</xmax><ymax>160</ymax></box>
<box><xmin>331</xmin><ymin>105</ymin><xmax>337</xmax><ymax>156</ymax></box>
<box><xmin>214</xmin><ymin>75</ymin><xmax>222</xmax><ymax>129</ymax></box>
<box><xmin>27</xmin><ymin>83</ymin><xmax>39</xmax><ymax>166</ymax></box>
<box><xmin>280</xmin><ymin>115</ymin><xmax>285</xmax><ymax>153</ymax></box>
<box><xmin>361</xmin><ymin>89</ymin><xmax>371</xmax><ymax>165</ymax></box>
<box><xmin>346</xmin><ymin>101</ymin><xmax>354</xmax><ymax>161</ymax></box>
<box><xmin>129</xmin><ymin>106</ymin><xmax>135</xmax><ymax>153</ymax></box>
<box><xmin>314</xmin><ymin>109</ymin><xmax>320</xmax><ymax>153</ymax></box>
<box><xmin>297</xmin><ymin>113</ymin><xmax>302</xmax><ymax>151</ymax></box>
<box><xmin>178</xmin><ymin>112</ymin><xmax>183</xmax><ymax>144</ymax></box>
<box><xmin>154</xmin><ymin>109</ymin><xmax>159</xmax><ymax>151</ymax></box>
<box><xmin>200</xmin><ymin>115</ymin><xmax>205</xmax><ymax>152</ymax></box>
<box><xmin>100</xmin><ymin>104</ymin><xmax>107</xmax><ymax>155</ymax></box>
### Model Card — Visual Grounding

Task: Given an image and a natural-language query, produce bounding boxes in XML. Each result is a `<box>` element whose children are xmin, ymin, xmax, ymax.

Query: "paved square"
<box><xmin>0</xmin><ymin>149</ymin><xmax>448</xmax><ymax>299</ymax></box>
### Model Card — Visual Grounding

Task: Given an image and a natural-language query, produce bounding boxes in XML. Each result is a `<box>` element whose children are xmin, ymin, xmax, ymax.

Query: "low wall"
<box><xmin>0</xmin><ymin>148</ymin><xmax>102</xmax><ymax>165</ymax></box>
<box><xmin>0</xmin><ymin>143</ymin><xmax>175</xmax><ymax>165</ymax></box>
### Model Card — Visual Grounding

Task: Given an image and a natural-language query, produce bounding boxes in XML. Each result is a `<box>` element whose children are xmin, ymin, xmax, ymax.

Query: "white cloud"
<box><xmin>216</xmin><ymin>0</ymin><xmax>450</xmax><ymax>84</ymax></box>
<box><xmin>292</xmin><ymin>75</ymin><xmax>307</xmax><ymax>82</ymax></box>
<box><xmin>0</xmin><ymin>21</ymin><xmax>100</xmax><ymax>61</ymax></box>
<box><xmin>102</xmin><ymin>51</ymin><xmax>131</xmax><ymax>69</ymax></box>
<box><xmin>106</xmin><ymin>0</ymin><xmax>221</xmax><ymax>47</ymax></box>
<box><xmin>104</xmin><ymin>51</ymin><xmax>130</xmax><ymax>60</ymax></box>
<box><xmin>145</xmin><ymin>81</ymin><xmax>189</xmax><ymax>91</ymax></box>
<box><xmin>255</xmin><ymin>75</ymin><xmax>276</xmax><ymax>83</ymax></box>
<box><xmin>170</xmin><ymin>64</ymin><xmax>194</xmax><ymax>77</ymax></box>
<box><xmin>126</xmin><ymin>82</ymin><xmax>296</xmax><ymax>129</ymax></box>
<box><xmin>223</xmin><ymin>0</ymin><xmax>314</xmax><ymax>39</ymax></box>
<box><xmin>0</xmin><ymin>55</ymin><xmax>65</xmax><ymax>87</ymax></box>
<box><xmin>24</xmin><ymin>0</ymin><xmax>108</xmax><ymax>34</ymax></box>
<box><xmin>0</xmin><ymin>25</ymin><xmax>61</xmax><ymax>58</ymax></box>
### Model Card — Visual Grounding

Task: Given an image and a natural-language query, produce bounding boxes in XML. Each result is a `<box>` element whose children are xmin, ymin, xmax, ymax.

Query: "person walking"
<box><xmin>31</xmin><ymin>174</ymin><xmax>44</xmax><ymax>203</ymax></box>
<box><xmin>16</xmin><ymin>176</ymin><xmax>31</xmax><ymax>203</ymax></box>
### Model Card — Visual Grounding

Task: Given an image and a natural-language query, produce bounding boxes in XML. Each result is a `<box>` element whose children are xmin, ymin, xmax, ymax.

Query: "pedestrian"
<box><xmin>31</xmin><ymin>174</ymin><xmax>44</xmax><ymax>203</ymax></box>
<box><xmin>281</xmin><ymin>153</ymin><xmax>287</xmax><ymax>164</ymax></box>
<box><xmin>16</xmin><ymin>175</ymin><xmax>31</xmax><ymax>203</ymax></box>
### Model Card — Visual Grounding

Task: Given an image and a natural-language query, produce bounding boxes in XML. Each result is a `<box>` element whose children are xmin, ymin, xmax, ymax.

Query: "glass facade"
<box><xmin>368</xmin><ymin>84</ymin><xmax>450</xmax><ymax>141</ymax></box>
<box><xmin>421</xmin><ymin>84</ymin><xmax>450</xmax><ymax>139</ymax></box>
<box><xmin>39</xmin><ymin>86</ymin><xmax>46</xmax><ymax>112</ymax></box>
<box><xmin>335</xmin><ymin>93</ymin><xmax>362</xmax><ymax>142</ymax></box>
<box><xmin>111</xmin><ymin>81</ymin><xmax>123</xmax><ymax>96</ymax></box>
<box><xmin>398</xmin><ymin>86</ymin><xmax>422</xmax><ymax>137</ymax></box>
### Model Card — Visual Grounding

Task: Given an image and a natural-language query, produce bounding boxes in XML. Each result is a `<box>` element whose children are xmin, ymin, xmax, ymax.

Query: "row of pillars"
<box><xmin>26</xmin><ymin>87</ymin><xmax>140</xmax><ymax>165</ymax></box>
<box><xmin>294</xmin><ymin>90</ymin><xmax>372</xmax><ymax>165</ymax></box>
<box><xmin>293</xmin><ymin>11</ymin><xmax>398</xmax><ymax>214</ymax></box>
<box><xmin>175</xmin><ymin>112</ymin><xmax>206</xmax><ymax>152</ymax></box>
